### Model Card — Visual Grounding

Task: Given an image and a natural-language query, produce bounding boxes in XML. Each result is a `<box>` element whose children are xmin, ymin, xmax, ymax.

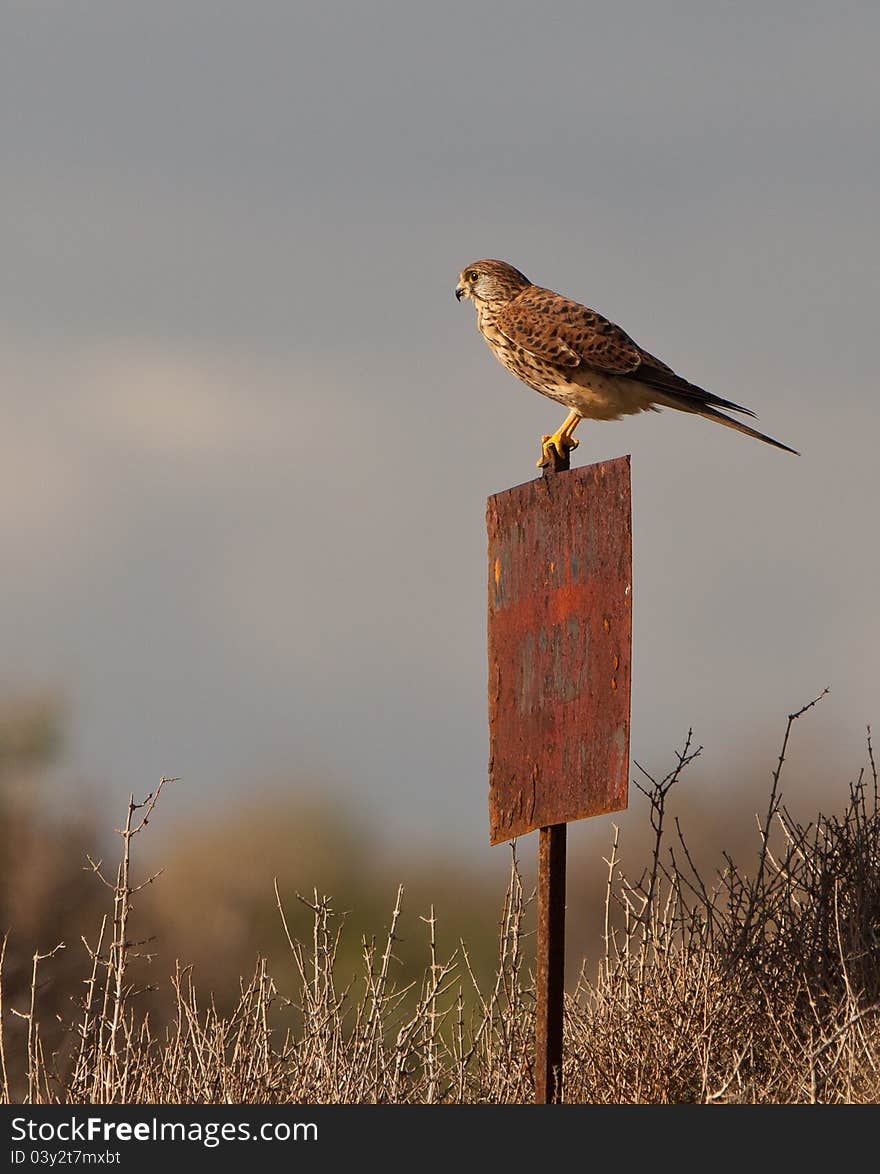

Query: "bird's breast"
<box><xmin>476</xmin><ymin>311</ymin><xmax>654</xmax><ymax>421</ymax></box>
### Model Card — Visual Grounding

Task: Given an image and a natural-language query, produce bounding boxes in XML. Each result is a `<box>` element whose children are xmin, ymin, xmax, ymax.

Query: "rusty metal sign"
<box><xmin>487</xmin><ymin>457</ymin><xmax>632</xmax><ymax>844</ymax></box>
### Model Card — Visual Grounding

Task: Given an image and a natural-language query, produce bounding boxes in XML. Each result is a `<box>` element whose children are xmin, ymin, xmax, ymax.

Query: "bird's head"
<box><xmin>455</xmin><ymin>259</ymin><xmax>530</xmax><ymax>306</ymax></box>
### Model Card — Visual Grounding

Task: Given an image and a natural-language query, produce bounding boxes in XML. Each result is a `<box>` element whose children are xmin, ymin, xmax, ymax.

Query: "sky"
<box><xmin>1</xmin><ymin>1</ymin><xmax>878</xmax><ymax>865</ymax></box>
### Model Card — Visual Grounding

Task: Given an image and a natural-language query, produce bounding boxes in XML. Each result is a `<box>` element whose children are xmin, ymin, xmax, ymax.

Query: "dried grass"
<box><xmin>2</xmin><ymin>700</ymin><xmax>879</xmax><ymax>1103</ymax></box>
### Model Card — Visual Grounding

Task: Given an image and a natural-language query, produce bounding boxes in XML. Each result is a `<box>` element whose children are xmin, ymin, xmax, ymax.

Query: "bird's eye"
<box><xmin>467</xmin><ymin>270</ymin><xmax>479</xmax><ymax>283</ymax></box>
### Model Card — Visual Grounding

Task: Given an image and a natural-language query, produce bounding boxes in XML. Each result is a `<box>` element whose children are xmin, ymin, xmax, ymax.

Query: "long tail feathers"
<box><xmin>657</xmin><ymin>394</ymin><xmax>799</xmax><ymax>455</ymax></box>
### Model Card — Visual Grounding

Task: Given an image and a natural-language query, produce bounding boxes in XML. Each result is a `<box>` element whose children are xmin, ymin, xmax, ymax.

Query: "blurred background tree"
<box><xmin>0</xmin><ymin>691</ymin><xmax>101</xmax><ymax>1078</ymax></box>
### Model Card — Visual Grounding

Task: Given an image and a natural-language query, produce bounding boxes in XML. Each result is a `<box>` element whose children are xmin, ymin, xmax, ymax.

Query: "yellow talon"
<box><xmin>536</xmin><ymin>412</ymin><xmax>582</xmax><ymax>468</ymax></box>
<box><xmin>537</xmin><ymin>433</ymin><xmax>578</xmax><ymax>468</ymax></box>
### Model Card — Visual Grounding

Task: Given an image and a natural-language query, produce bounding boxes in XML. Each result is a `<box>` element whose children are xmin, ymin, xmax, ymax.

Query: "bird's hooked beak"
<box><xmin>454</xmin><ymin>281</ymin><xmax>466</xmax><ymax>302</ymax></box>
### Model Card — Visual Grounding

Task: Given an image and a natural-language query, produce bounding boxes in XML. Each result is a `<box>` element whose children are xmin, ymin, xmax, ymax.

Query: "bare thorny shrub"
<box><xmin>1</xmin><ymin>693</ymin><xmax>879</xmax><ymax>1103</ymax></box>
<box><xmin>568</xmin><ymin>691</ymin><xmax>880</xmax><ymax>1103</ymax></box>
<box><xmin>0</xmin><ymin>781</ymin><xmax>536</xmax><ymax>1105</ymax></box>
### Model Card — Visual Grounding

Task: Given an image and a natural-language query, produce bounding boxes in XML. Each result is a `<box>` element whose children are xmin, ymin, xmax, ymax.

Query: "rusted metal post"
<box><xmin>535</xmin><ymin>822</ymin><xmax>567</xmax><ymax>1102</ymax></box>
<box><xmin>535</xmin><ymin>446</ymin><xmax>568</xmax><ymax>1105</ymax></box>
<box><xmin>487</xmin><ymin>445</ymin><xmax>632</xmax><ymax>1107</ymax></box>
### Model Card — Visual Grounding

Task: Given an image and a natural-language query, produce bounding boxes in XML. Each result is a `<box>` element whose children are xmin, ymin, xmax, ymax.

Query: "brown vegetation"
<box><xmin>1</xmin><ymin>696</ymin><xmax>879</xmax><ymax>1103</ymax></box>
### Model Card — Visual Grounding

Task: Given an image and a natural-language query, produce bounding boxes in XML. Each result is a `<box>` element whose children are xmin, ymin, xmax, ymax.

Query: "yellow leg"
<box><xmin>537</xmin><ymin>410</ymin><xmax>581</xmax><ymax>468</ymax></box>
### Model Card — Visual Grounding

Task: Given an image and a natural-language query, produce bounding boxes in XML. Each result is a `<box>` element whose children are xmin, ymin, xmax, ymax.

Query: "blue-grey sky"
<box><xmin>1</xmin><ymin>1</ymin><xmax>878</xmax><ymax>860</ymax></box>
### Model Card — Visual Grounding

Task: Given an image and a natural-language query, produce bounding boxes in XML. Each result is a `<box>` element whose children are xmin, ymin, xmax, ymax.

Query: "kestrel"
<box><xmin>455</xmin><ymin>259</ymin><xmax>798</xmax><ymax>466</ymax></box>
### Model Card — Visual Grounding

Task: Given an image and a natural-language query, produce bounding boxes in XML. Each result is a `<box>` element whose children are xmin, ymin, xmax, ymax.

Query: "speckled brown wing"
<box><xmin>495</xmin><ymin>285</ymin><xmax>647</xmax><ymax>375</ymax></box>
<box><xmin>496</xmin><ymin>285</ymin><xmax>757</xmax><ymax>418</ymax></box>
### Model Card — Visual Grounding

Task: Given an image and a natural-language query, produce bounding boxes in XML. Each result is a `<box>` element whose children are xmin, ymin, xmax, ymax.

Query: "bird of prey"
<box><xmin>455</xmin><ymin>259</ymin><xmax>798</xmax><ymax>467</ymax></box>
